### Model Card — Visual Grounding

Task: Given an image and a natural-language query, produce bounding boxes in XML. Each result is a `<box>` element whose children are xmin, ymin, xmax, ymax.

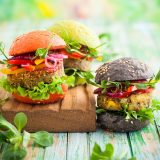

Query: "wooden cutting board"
<box><xmin>0</xmin><ymin>85</ymin><xmax>96</xmax><ymax>132</ymax></box>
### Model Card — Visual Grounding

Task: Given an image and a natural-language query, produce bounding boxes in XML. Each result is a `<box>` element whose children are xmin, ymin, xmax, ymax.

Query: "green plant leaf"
<box><xmin>14</xmin><ymin>113</ymin><xmax>27</xmax><ymax>132</ymax></box>
<box><xmin>0</xmin><ymin>115</ymin><xmax>19</xmax><ymax>136</ymax></box>
<box><xmin>31</xmin><ymin>131</ymin><xmax>53</xmax><ymax>147</ymax></box>
<box><xmin>2</xmin><ymin>145</ymin><xmax>26</xmax><ymax>160</ymax></box>
<box><xmin>35</xmin><ymin>48</ymin><xmax>48</xmax><ymax>58</ymax></box>
<box><xmin>155</xmin><ymin>69</ymin><xmax>160</xmax><ymax>81</ymax></box>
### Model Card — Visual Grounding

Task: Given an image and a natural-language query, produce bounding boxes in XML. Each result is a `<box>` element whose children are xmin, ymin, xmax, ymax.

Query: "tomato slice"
<box><xmin>8</xmin><ymin>59</ymin><xmax>34</xmax><ymax>65</ymax></box>
<box><xmin>60</xmin><ymin>50</ymin><xmax>85</xmax><ymax>59</ymax></box>
<box><xmin>22</xmin><ymin>64</ymin><xmax>35</xmax><ymax>71</ymax></box>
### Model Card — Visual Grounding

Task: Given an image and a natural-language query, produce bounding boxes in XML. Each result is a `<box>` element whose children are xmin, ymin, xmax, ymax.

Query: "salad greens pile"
<box><xmin>90</xmin><ymin>142</ymin><xmax>136</xmax><ymax>160</ymax></box>
<box><xmin>0</xmin><ymin>77</ymin><xmax>66</xmax><ymax>100</ymax></box>
<box><xmin>0</xmin><ymin>112</ymin><xmax>53</xmax><ymax>160</ymax></box>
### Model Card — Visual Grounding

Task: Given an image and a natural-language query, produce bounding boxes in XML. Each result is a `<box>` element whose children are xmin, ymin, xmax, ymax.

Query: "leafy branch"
<box><xmin>0</xmin><ymin>112</ymin><xmax>53</xmax><ymax>160</ymax></box>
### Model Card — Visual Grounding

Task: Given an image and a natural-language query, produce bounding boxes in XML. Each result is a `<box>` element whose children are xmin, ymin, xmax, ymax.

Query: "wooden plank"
<box><xmin>89</xmin><ymin>129</ymin><xmax>131</xmax><ymax>159</ymax></box>
<box><xmin>67</xmin><ymin>133</ymin><xmax>89</xmax><ymax>160</ymax></box>
<box><xmin>0</xmin><ymin>85</ymin><xmax>96</xmax><ymax>132</ymax></box>
<box><xmin>25</xmin><ymin>147</ymin><xmax>44</xmax><ymax>160</ymax></box>
<box><xmin>44</xmin><ymin>133</ymin><xmax>67</xmax><ymax>160</ymax></box>
<box><xmin>128</xmin><ymin>124</ymin><xmax>160</xmax><ymax>160</ymax></box>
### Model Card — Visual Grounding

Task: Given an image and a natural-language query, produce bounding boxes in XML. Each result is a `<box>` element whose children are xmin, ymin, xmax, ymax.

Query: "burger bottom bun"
<box><xmin>97</xmin><ymin>111</ymin><xmax>149</xmax><ymax>132</ymax></box>
<box><xmin>12</xmin><ymin>84</ymin><xmax>68</xmax><ymax>104</ymax></box>
<box><xmin>64</xmin><ymin>58</ymin><xmax>91</xmax><ymax>71</ymax></box>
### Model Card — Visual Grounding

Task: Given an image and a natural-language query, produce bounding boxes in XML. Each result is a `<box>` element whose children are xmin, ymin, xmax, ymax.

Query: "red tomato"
<box><xmin>61</xmin><ymin>50</ymin><xmax>85</xmax><ymax>59</ymax></box>
<box><xmin>8</xmin><ymin>59</ymin><xmax>34</xmax><ymax>65</ymax></box>
<box><xmin>22</xmin><ymin>65</ymin><xmax>35</xmax><ymax>71</ymax></box>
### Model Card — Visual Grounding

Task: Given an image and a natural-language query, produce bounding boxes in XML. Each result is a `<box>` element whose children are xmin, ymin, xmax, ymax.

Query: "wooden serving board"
<box><xmin>0</xmin><ymin>85</ymin><xmax>96</xmax><ymax>132</ymax></box>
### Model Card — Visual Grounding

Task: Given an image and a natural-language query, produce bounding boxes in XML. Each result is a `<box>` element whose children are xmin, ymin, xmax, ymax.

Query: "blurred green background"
<box><xmin>0</xmin><ymin>0</ymin><xmax>159</xmax><ymax>94</ymax></box>
<box><xmin>0</xmin><ymin>0</ymin><xmax>160</xmax><ymax>24</ymax></box>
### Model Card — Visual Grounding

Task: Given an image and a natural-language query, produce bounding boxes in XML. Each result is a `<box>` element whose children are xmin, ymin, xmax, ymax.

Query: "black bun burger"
<box><xmin>94</xmin><ymin>57</ymin><xmax>157</xmax><ymax>132</ymax></box>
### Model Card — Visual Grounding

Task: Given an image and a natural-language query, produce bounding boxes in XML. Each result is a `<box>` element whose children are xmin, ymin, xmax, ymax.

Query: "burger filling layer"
<box><xmin>97</xmin><ymin>93</ymin><xmax>152</xmax><ymax>111</ymax></box>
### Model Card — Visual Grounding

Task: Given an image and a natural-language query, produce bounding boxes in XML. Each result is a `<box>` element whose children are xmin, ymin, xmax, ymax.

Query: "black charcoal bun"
<box><xmin>95</xmin><ymin>57</ymin><xmax>154</xmax><ymax>83</ymax></box>
<box><xmin>97</xmin><ymin>112</ymin><xmax>149</xmax><ymax>132</ymax></box>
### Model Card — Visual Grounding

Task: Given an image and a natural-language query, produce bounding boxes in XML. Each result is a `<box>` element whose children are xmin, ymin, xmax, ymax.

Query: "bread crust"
<box><xmin>9</xmin><ymin>31</ymin><xmax>66</xmax><ymax>56</ymax></box>
<box><xmin>95</xmin><ymin>57</ymin><xmax>153</xmax><ymax>83</ymax></box>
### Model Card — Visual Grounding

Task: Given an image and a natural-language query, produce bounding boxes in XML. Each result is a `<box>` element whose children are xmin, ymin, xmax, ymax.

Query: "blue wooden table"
<box><xmin>0</xmin><ymin>20</ymin><xmax>160</xmax><ymax>160</ymax></box>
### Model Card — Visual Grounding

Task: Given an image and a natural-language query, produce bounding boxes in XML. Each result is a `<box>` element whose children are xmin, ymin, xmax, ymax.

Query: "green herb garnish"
<box><xmin>90</xmin><ymin>142</ymin><xmax>136</xmax><ymax>160</ymax></box>
<box><xmin>0</xmin><ymin>112</ymin><xmax>53</xmax><ymax>160</ymax></box>
<box><xmin>0</xmin><ymin>42</ymin><xmax>8</xmax><ymax>60</ymax></box>
<box><xmin>97</xmin><ymin>99</ymin><xmax>160</xmax><ymax>122</ymax></box>
<box><xmin>64</xmin><ymin>68</ymin><xmax>98</xmax><ymax>87</ymax></box>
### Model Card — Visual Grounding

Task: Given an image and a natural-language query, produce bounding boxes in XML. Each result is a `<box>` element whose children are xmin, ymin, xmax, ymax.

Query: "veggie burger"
<box><xmin>49</xmin><ymin>20</ymin><xmax>100</xmax><ymax>87</ymax></box>
<box><xmin>94</xmin><ymin>57</ymin><xmax>159</xmax><ymax>132</ymax></box>
<box><xmin>0</xmin><ymin>30</ymin><xmax>68</xmax><ymax>104</ymax></box>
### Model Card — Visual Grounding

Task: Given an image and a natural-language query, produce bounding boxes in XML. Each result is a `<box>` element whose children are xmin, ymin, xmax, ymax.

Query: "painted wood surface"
<box><xmin>0</xmin><ymin>21</ymin><xmax>160</xmax><ymax>160</ymax></box>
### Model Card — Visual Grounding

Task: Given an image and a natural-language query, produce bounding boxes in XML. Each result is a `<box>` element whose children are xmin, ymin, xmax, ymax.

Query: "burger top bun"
<box><xmin>95</xmin><ymin>57</ymin><xmax>154</xmax><ymax>83</ymax></box>
<box><xmin>48</xmin><ymin>20</ymin><xmax>100</xmax><ymax>51</ymax></box>
<box><xmin>9</xmin><ymin>30</ymin><xmax>66</xmax><ymax>56</ymax></box>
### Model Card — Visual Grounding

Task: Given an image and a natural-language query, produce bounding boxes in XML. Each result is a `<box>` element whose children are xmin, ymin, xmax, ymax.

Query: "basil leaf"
<box><xmin>31</xmin><ymin>131</ymin><xmax>53</xmax><ymax>147</ymax></box>
<box><xmin>14</xmin><ymin>113</ymin><xmax>27</xmax><ymax>132</ymax></box>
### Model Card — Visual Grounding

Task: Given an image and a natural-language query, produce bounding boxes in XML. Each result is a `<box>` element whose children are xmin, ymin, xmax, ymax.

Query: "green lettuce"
<box><xmin>0</xmin><ymin>77</ymin><xmax>68</xmax><ymax>100</ymax></box>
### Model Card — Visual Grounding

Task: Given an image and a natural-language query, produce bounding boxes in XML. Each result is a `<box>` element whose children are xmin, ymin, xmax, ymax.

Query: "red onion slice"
<box><xmin>45</xmin><ymin>56</ymin><xmax>57</xmax><ymax>69</ymax></box>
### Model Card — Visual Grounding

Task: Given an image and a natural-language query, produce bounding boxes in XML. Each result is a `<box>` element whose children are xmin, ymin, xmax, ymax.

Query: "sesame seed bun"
<box><xmin>9</xmin><ymin>30</ymin><xmax>66</xmax><ymax>56</ymax></box>
<box><xmin>95</xmin><ymin>57</ymin><xmax>153</xmax><ymax>83</ymax></box>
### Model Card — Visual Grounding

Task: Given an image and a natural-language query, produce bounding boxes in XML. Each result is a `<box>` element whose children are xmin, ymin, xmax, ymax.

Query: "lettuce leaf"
<box><xmin>0</xmin><ymin>77</ymin><xmax>66</xmax><ymax>100</ymax></box>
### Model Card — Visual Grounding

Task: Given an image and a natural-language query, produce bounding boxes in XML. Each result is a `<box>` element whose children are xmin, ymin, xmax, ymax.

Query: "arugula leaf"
<box><xmin>31</xmin><ymin>131</ymin><xmax>53</xmax><ymax>147</ymax></box>
<box><xmin>155</xmin><ymin>69</ymin><xmax>160</xmax><ymax>82</ymax></box>
<box><xmin>0</xmin><ymin>42</ymin><xmax>8</xmax><ymax>60</ymax></box>
<box><xmin>35</xmin><ymin>48</ymin><xmax>48</xmax><ymax>58</ymax></box>
<box><xmin>14</xmin><ymin>113</ymin><xmax>27</xmax><ymax>133</ymax></box>
<box><xmin>97</xmin><ymin>99</ymin><xmax>160</xmax><ymax>122</ymax></box>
